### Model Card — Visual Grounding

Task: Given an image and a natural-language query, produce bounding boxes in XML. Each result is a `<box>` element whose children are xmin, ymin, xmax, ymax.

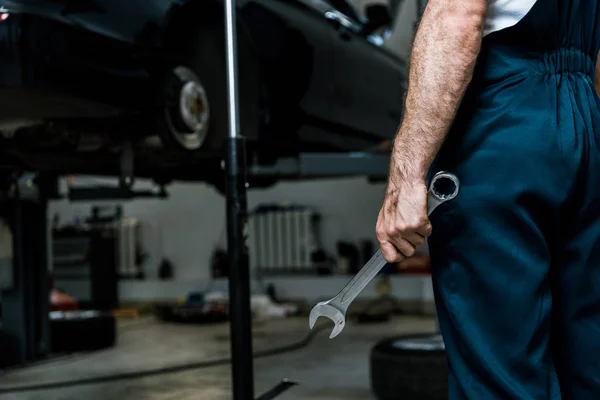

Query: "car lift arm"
<box><xmin>249</xmin><ymin>152</ymin><xmax>391</xmax><ymax>179</ymax></box>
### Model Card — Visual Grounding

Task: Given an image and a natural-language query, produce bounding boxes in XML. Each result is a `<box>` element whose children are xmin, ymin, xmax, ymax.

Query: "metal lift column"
<box><xmin>223</xmin><ymin>0</ymin><xmax>254</xmax><ymax>398</ymax></box>
<box><xmin>0</xmin><ymin>175</ymin><xmax>51</xmax><ymax>367</ymax></box>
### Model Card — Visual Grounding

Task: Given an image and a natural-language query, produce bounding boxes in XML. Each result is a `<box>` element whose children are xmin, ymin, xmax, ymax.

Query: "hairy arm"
<box><xmin>391</xmin><ymin>0</ymin><xmax>488</xmax><ymax>184</ymax></box>
<box><xmin>377</xmin><ymin>0</ymin><xmax>488</xmax><ymax>262</ymax></box>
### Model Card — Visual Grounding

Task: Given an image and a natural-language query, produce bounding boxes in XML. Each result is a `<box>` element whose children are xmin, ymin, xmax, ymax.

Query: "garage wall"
<box><xmin>50</xmin><ymin>177</ymin><xmax>434</xmax><ymax>306</ymax></box>
<box><xmin>50</xmin><ymin>177</ymin><xmax>389</xmax><ymax>282</ymax></box>
<box><xmin>49</xmin><ymin>0</ymin><xmax>430</xmax><ymax>303</ymax></box>
<box><xmin>50</xmin><ymin>180</ymin><xmax>228</xmax><ymax>282</ymax></box>
<box><xmin>49</xmin><ymin>177</ymin><xmax>392</xmax><ymax>300</ymax></box>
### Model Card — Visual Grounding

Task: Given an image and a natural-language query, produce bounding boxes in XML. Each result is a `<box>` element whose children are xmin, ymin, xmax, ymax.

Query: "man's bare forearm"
<box><xmin>390</xmin><ymin>0</ymin><xmax>487</xmax><ymax>186</ymax></box>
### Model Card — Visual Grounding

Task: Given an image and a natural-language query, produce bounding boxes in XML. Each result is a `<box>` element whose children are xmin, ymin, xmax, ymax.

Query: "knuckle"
<box><xmin>405</xmin><ymin>218</ymin><xmax>422</xmax><ymax>231</ymax></box>
<box><xmin>386</xmin><ymin>226</ymin><xmax>398</xmax><ymax>237</ymax></box>
<box><xmin>399</xmin><ymin>224</ymin><xmax>412</xmax><ymax>232</ymax></box>
<box><xmin>422</xmin><ymin>221</ymin><xmax>433</xmax><ymax>235</ymax></box>
<box><xmin>394</xmin><ymin>222</ymin><xmax>407</xmax><ymax>233</ymax></box>
<box><xmin>409</xmin><ymin>222</ymin><xmax>420</xmax><ymax>231</ymax></box>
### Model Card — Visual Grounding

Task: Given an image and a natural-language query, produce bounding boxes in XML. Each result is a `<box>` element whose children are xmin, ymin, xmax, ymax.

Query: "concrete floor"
<box><xmin>0</xmin><ymin>315</ymin><xmax>437</xmax><ymax>400</ymax></box>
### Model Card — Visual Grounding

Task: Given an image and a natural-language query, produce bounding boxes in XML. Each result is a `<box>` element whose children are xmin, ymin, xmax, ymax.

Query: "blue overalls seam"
<box><xmin>533</xmin><ymin>47</ymin><xmax>595</xmax><ymax>77</ymax></box>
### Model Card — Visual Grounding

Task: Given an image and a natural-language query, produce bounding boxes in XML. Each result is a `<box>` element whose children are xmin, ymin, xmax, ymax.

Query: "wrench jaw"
<box><xmin>327</xmin><ymin>318</ymin><xmax>345</xmax><ymax>339</ymax></box>
<box><xmin>309</xmin><ymin>302</ymin><xmax>346</xmax><ymax>339</ymax></box>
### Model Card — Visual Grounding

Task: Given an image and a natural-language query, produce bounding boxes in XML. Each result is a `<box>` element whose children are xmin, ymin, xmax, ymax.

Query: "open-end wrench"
<box><xmin>309</xmin><ymin>171</ymin><xmax>460</xmax><ymax>339</ymax></box>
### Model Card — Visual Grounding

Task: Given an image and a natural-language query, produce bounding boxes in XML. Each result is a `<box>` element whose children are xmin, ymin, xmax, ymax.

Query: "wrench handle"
<box><xmin>337</xmin><ymin>249</ymin><xmax>389</xmax><ymax>304</ymax></box>
<box><xmin>335</xmin><ymin>189</ymin><xmax>445</xmax><ymax>306</ymax></box>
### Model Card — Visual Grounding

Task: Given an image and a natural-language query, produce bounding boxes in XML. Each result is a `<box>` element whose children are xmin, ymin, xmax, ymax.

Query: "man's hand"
<box><xmin>376</xmin><ymin>179</ymin><xmax>431</xmax><ymax>263</ymax></box>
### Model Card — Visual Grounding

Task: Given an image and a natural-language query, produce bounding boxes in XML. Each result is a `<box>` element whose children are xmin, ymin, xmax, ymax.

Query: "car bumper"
<box><xmin>0</xmin><ymin>10</ymin><xmax>154</xmax><ymax>119</ymax></box>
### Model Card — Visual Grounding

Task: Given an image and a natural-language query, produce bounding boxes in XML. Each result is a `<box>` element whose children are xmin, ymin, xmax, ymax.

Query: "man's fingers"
<box><xmin>379</xmin><ymin>231</ymin><xmax>421</xmax><ymax>259</ymax></box>
<box><xmin>380</xmin><ymin>242</ymin><xmax>403</xmax><ymax>263</ymax></box>
<box><xmin>384</xmin><ymin>219</ymin><xmax>429</xmax><ymax>245</ymax></box>
<box><xmin>391</xmin><ymin>237</ymin><xmax>417</xmax><ymax>258</ymax></box>
<box><xmin>416</xmin><ymin>220</ymin><xmax>433</xmax><ymax>237</ymax></box>
<box><xmin>403</xmin><ymin>231</ymin><xmax>426</xmax><ymax>247</ymax></box>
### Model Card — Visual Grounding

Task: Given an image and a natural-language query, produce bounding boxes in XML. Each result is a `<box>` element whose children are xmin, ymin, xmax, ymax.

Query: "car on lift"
<box><xmin>0</xmin><ymin>0</ymin><xmax>407</xmax><ymax>190</ymax></box>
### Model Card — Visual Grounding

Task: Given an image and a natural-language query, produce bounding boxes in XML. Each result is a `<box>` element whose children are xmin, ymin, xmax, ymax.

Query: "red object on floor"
<box><xmin>50</xmin><ymin>289</ymin><xmax>79</xmax><ymax>311</ymax></box>
<box><xmin>395</xmin><ymin>253</ymin><xmax>432</xmax><ymax>275</ymax></box>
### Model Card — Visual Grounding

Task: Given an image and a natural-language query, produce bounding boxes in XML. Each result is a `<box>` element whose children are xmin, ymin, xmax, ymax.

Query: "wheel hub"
<box><xmin>165</xmin><ymin>66</ymin><xmax>211</xmax><ymax>151</ymax></box>
<box><xmin>179</xmin><ymin>80</ymin><xmax>209</xmax><ymax>133</ymax></box>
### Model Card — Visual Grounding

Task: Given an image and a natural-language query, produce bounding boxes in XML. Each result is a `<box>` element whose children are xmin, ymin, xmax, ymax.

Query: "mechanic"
<box><xmin>376</xmin><ymin>0</ymin><xmax>600</xmax><ymax>398</ymax></box>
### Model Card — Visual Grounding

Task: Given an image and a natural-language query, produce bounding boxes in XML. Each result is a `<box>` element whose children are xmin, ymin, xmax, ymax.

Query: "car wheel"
<box><xmin>50</xmin><ymin>310</ymin><xmax>116</xmax><ymax>353</ymax></box>
<box><xmin>158</xmin><ymin>23</ymin><xmax>262</xmax><ymax>154</ymax></box>
<box><xmin>161</xmin><ymin>66</ymin><xmax>211</xmax><ymax>151</ymax></box>
<box><xmin>370</xmin><ymin>334</ymin><xmax>448</xmax><ymax>400</ymax></box>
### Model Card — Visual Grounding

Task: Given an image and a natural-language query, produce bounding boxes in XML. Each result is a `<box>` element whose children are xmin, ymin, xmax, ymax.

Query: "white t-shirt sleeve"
<box><xmin>484</xmin><ymin>0</ymin><xmax>538</xmax><ymax>36</ymax></box>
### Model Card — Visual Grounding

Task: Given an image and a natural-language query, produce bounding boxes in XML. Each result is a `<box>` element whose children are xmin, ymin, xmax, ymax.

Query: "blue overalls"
<box><xmin>427</xmin><ymin>0</ymin><xmax>600</xmax><ymax>398</ymax></box>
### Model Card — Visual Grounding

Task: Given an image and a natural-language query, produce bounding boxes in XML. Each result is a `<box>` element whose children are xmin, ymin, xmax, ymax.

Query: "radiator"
<box><xmin>117</xmin><ymin>217</ymin><xmax>142</xmax><ymax>278</ymax></box>
<box><xmin>248</xmin><ymin>205</ymin><xmax>318</xmax><ymax>274</ymax></box>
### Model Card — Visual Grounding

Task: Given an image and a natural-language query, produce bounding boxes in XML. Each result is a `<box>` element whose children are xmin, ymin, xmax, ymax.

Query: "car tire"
<box><xmin>50</xmin><ymin>311</ymin><xmax>116</xmax><ymax>353</ymax></box>
<box><xmin>370</xmin><ymin>334</ymin><xmax>448</xmax><ymax>400</ymax></box>
<box><xmin>158</xmin><ymin>21</ymin><xmax>262</xmax><ymax>154</ymax></box>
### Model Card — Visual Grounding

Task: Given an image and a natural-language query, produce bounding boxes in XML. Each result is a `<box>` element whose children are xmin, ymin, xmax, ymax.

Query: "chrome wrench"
<box><xmin>308</xmin><ymin>171</ymin><xmax>460</xmax><ymax>339</ymax></box>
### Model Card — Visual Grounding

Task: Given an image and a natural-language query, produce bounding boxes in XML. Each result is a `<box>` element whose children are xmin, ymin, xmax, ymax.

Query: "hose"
<box><xmin>0</xmin><ymin>324</ymin><xmax>329</xmax><ymax>394</ymax></box>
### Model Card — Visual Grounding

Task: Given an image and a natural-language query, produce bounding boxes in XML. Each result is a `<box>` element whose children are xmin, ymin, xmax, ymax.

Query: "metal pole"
<box><xmin>224</xmin><ymin>0</ymin><xmax>254</xmax><ymax>398</ymax></box>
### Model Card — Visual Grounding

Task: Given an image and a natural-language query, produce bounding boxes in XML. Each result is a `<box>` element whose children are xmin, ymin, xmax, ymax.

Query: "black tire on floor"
<box><xmin>50</xmin><ymin>311</ymin><xmax>116</xmax><ymax>353</ymax></box>
<box><xmin>370</xmin><ymin>334</ymin><xmax>448</xmax><ymax>400</ymax></box>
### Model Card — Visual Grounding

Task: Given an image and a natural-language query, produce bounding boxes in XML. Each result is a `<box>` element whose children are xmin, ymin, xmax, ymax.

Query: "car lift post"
<box><xmin>224</xmin><ymin>0</ymin><xmax>254</xmax><ymax>398</ymax></box>
<box><xmin>0</xmin><ymin>174</ymin><xmax>51</xmax><ymax>368</ymax></box>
